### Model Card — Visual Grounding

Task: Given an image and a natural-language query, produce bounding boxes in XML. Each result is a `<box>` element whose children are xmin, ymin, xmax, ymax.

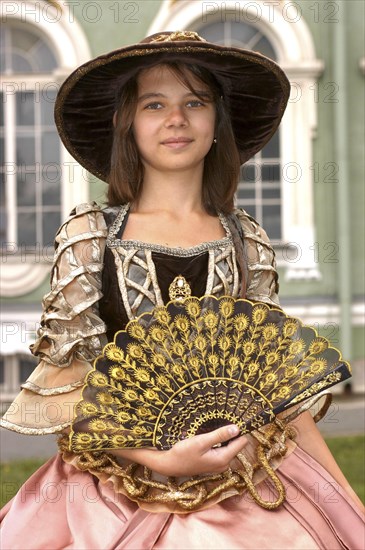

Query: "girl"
<box><xmin>1</xmin><ymin>31</ymin><xmax>363</xmax><ymax>549</ymax></box>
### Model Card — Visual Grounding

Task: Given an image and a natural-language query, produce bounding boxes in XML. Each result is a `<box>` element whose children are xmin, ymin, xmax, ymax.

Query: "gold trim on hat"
<box><xmin>153</xmin><ymin>31</ymin><xmax>206</xmax><ymax>43</ymax></box>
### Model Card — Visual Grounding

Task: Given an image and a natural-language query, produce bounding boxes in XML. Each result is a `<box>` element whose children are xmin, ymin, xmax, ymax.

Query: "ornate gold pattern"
<box><xmin>168</xmin><ymin>275</ymin><xmax>192</xmax><ymax>301</ymax></box>
<box><xmin>70</xmin><ymin>296</ymin><xmax>351</xmax><ymax>452</ymax></box>
<box><xmin>152</xmin><ymin>31</ymin><xmax>206</xmax><ymax>43</ymax></box>
<box><xmin>60</xmin><ymin>420</ymin><xmax>293</xmax><ymax>511</ymax></box>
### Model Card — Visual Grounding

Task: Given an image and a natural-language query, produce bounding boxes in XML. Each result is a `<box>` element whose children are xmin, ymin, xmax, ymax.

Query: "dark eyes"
<box><xmin>144</xmin><ymin>102</ymin><xmax>162</xmax><ymax>110</ymax></box>
<box><xmin>186</xmin><ymin>100</ymin><xmax>205</xmax><ymax>108</ymax></box>
<box><xmin>144</xmin><ymin>99</ymin><xmax>206</xmax><ymax>110</ymax></box>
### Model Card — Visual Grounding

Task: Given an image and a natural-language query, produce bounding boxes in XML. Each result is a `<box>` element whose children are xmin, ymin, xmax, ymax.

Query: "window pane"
<box><xmin>240</xmin><ymin>164</ymin><xmax>257</xmax><ymax>183</ymax></box>
<box><xmin>262</xmin><ymin>205</ymin><xmax>281</xmax><ymax>240</ymax></box>
<box><xmin>18</xmin><ymin>211</ymin><xmax>36</xmax><ymax>245</ymax></box>
<box><xmin>0</xmin><ymin>92</ymin><xmax>4</xmax><ymax>126</ymax></box>
<box><xmin>0</xmin><ymin>207</ymin><xmax>7</xmax><ymax>243</ymax></box>
<box><xmin>11</xmin><ymin>28</ymin><xmax>58</xmax><ymax>74</ymax></box>
<box><xmin>42</xmin><ymin>171</ymin><xmax>61</xmax><ymax>205</ymax></box>
<box><xmin>262</xmin><ymin>186</ymin><xmax>281</xmax><ymax>200</ymax></box>
<box><xmin>33</xmin><ymin>41</ymin><xmax>58</xmax><ymax>72</ymax></box>
<box><xmin>17</xmin><ymin>137</ymin><xmax>35</xmax><ymax>165</ymax></box>
<box><xmin>198</xmin><ymin>23</ymin><xmax>223</xmax><ymax>43</ymax></box>
<box><xmin>17</xmin><ymin>171</ymin><xmax>36</xmax><ymax>206</ymax></box>
<box><xmin>262</xmin><ymin>134</ymin><xmax>279</xmax><ymax>158</ymax></box>
<box><xmin>198</xmin><ymin>22</ymin><xmax>276</xmax><ymax>59</ymax></box>
<box><xmin>42</xmin><ymin>132</ymin><xmax>59</xmax><ymax>164</ymax></box>
<box><xmin>0</xmin><ymin>357</ymin><xmax>4</xmax><ymax>385</ymax></box>
<box><xmin>12</xmin><ymin>53</ymin><xmax>33</xmax><ymax>73</ymax></box>
<box><xmin>0</xmin><ymin>172</ymin><xmax>6</xmax><ymax>241</ymax></box>
<box><xmin>231</xmin><ymin>22</ymin><xmax>257</xmax><ymax>44</ymax></box>
<box><xmin>12</xmin><ymin>28</ymin><xmax>38</xmax><ymax>52</ymax></box>
<box><xmin>19</xmin><ymin>356</ymin><xmax>37</xmax><ymax>383</ymax></box>
<box><xmin>16</xmin><ymin>92</ymin><xmax>35</xmax><ymax>126</ymax></box>
<box><xmin>262</xmin><ymin>164</ymin><xmax>280</xmax><ymax>182</ymax></box>
<box><xmin>0</xmin><ymin>136</ymin><xmax>4</xmax><ymax>165</ymax></box>
<box><xmin>40</xmin><ymin>91</ymin><xmax>57</xmax><ymax>125</ymax></box>
<box><xmin>253</xmin><ymin>36</ymin><xmax>276</xmax><ymax>60</ymax></box>
<box><xmin>237</xmin><ymin>185</ymin><xmax>255</xmax><ymax>201</ymax></box>
<box><xmin>4</xmin><ymin>26</ymin><xmax>58</xmax><ymax>74</ymax></box>
<box><xmin>0</xmin><ymin>173</ymin><xmax>5</xmax><ymax>206</ymax></box>
<box><xmin>0</xmin><ymin>31</ymin><xmax>5</xmax><ymax>72</ymax></box>
<box><xmin>42</xmin><ymin>210</ymin><xmax>61</xmax><ymax>246</ymax></box>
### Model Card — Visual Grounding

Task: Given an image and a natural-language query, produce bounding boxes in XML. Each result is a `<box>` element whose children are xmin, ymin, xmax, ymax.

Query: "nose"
<box><xmin>165</xmin><ymin>105</ymin><xmax>188</xmax><ymax>127</ymax></box>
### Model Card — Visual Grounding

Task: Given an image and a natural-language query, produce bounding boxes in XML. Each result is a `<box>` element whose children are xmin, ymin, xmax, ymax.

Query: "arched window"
<box><xmin>1</xmin><ymin>0</ymin><xmax>91</xmax><ymax>297</ymax></box>
<box><xmin>198</xmin><ymin>22</ymin><xmax>282</xmax><ymax>241</ymax></box>
<box><xmin>1</xmin><ymin>23</ymin><xmax>62</xmax><ymax>251</ymax></box>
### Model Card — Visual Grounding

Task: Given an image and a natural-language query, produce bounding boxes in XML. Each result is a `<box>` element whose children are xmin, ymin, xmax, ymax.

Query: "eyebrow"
<box><xmin>137</xmin><ymin>91</ymin><xmax>212</xmax><ymax>102</ymax></box>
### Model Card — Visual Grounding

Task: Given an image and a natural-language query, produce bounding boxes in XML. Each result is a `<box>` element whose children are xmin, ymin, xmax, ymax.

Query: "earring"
<box><xmin>213</xmin><ymin>138</ymin><xmax>217</xmax><ymax>144</ymax></box>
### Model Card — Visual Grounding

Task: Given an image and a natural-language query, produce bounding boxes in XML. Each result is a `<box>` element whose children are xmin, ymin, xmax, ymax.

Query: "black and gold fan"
<box><xmin>70</xmin><ymin>296</ymin><xmax>351</xmax><ymax>452</ymax></box>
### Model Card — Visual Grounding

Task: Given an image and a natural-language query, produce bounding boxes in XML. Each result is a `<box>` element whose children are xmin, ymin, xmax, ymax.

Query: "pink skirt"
<box><xmin>1</xmin><ymin>447</ymin><xmax>364</xmax><ymax>550</ymax></box>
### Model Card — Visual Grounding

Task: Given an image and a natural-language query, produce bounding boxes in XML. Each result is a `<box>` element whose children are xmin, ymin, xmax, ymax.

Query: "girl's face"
<box><xmin>132</xmin><ymin>65</ymin><xmax>216</xmax><ymax>177</ymax></box>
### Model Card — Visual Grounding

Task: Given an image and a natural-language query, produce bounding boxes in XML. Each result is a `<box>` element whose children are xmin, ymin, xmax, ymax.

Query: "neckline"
<box><xmin>106</xmin><ymin>203</ymin><xmax>233</xmax><ymax>256</ymax></box>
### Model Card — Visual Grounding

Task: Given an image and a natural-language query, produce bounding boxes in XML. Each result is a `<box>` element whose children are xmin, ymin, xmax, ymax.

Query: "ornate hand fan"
<box><xmin>70</xmin><ymin>296</ymin><xmax>351</xmax><ymax>452</ymax></box>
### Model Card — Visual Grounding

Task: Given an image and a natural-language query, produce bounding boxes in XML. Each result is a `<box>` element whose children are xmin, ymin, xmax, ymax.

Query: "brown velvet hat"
<box><xmin>55</xmin><ymin>30</ymin><xmax>290</xmax><ymax>183</ymax></box>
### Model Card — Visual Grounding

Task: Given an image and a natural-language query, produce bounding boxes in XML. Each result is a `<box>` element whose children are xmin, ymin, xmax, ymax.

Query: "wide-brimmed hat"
<box><xmin>55</xmin><ymin>30</ymin><xmax>290</xmax><ymax>183</ymax></box>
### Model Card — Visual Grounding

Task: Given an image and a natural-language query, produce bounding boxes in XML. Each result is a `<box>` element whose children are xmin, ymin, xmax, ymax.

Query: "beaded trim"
<box><xmin>22</xmin><ymin>380</ymin><xmax>85</xmax><ymax>396</ymax></box>
<box><xmin>107</xmin><ymin>204</ymin><xmax>233</xmax><ymax>257</ymax></box>
<box><xmin>1</xmin><ymin>418</ymin><xmax>71</xmax><ymax>435</ymax></box>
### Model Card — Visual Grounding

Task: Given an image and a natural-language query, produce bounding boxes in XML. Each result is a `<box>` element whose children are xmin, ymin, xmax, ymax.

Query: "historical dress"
<box><xmin>1</xmin><ymin>203</ymin><xmax>363</xmax><ymax>550</ymax></box>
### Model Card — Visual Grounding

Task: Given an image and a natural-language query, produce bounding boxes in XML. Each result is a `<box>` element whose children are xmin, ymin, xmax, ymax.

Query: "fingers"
<box><xmin>216</xmin><ymin>433</ymin><xmax>248</xmax><ymax>460</ymax></box>
<box><xmin>193</xmin><ymin>424</ymin><xmax>240</xmax><ymax>451</ymax></box>
<box><xmin>162</xmin><ymin>425</ymin><xmax>249</xmax><ymax>477</ymax></box>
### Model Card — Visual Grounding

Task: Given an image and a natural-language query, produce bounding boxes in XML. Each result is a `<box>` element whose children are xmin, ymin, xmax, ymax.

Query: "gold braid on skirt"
<box><xmin>58</xmin><ymin>419</ymin><xmax>295</xmax><ymax>512</ymax></box>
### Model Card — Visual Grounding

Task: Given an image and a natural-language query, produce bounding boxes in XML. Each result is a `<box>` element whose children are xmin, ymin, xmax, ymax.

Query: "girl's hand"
<box><xmin>159</xmin><ymin>424</ymin><xmax>248</xmax><ymax>477</ymax></box>
<box><xmin>110</xmin><ymin>424</ymin><xmax>248</xmax><ymax>477</ymax></box>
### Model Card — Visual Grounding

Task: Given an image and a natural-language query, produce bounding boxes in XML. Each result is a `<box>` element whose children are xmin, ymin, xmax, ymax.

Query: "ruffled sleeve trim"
<box><xmin>1</xmin><ymin>203</ymin><xmax>108</xmax><ymax>435</ymax></box>
<box><xmin>30</xmin><ymin>202</ymin><xmax>108</xmax><ymax>367</ymax></box>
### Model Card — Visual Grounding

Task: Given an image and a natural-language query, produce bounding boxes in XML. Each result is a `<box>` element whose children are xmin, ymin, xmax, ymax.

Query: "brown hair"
<box><xmin>108</xmin><ymin>62</ymin><xmax>240</xmax><ymax>215</ymax></box>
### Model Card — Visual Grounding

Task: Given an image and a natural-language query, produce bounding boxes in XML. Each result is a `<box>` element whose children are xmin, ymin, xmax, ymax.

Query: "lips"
<box><xmin>161</xmin><ymin>137</ymin><xmax>193</xmax><ymax>145</ymax></box>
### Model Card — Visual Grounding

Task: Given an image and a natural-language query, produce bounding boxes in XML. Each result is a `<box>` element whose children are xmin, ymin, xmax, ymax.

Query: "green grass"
<box><xmin>1</xmin><ymin>436</ymin><xmax>364</xmax><ymax>509</ymax></box>
<box><xmin>325</xmin><ymin>435</ymin><xmax>365</xmax><ymax>504</ymax></box>
<box><xmin>1</xmin><ymin>458</ymin><xmax>46</xmax><ymax>508</ymax></box>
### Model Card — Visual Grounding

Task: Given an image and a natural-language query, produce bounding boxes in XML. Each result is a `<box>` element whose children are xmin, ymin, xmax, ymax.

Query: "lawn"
<box><xmin>1</xmin><ymin>436</ymin><xmax>364</xmax><ymax>508</ymax></box>
<box><xmin>325</xmin><ymin>435</ymin><xmax>365</xmax><ymax>504</ymax></box>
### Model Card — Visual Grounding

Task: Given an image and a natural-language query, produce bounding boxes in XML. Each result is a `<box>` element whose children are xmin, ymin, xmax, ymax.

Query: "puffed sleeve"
<box><xmin>234</xmin><ymin>208</ymin><xmax>280</xmax><ymax>307</ymax></box>
<box><xmin>0</xmin><ymin>203</ymin><xmax>108</xmax><ymax>434</ymax></box>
